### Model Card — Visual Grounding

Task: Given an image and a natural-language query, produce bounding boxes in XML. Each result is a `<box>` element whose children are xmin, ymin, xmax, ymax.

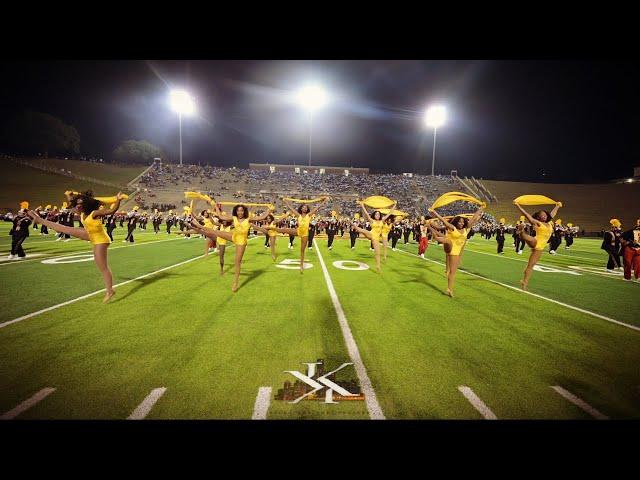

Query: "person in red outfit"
<box><xmin>620</xmin><ymin>218</ymin><xmax>640</xmax><ymax>282</ymax></box>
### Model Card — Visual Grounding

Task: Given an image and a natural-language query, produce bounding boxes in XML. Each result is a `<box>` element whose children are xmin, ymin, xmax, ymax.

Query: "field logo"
<box><xmin>275</xmin><ymin>359</ymin><xmax>364</xmax><ymax>404</ymax></box>
<box><xmin>533</xmin><ymin>265</ymin><xmax>581</xmax><ymax>275</ymax></box>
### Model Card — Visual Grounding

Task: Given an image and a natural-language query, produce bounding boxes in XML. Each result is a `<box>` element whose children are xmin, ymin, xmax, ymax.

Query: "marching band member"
<box><xmin>8</xmin><ymin>202</ymin><xmax>32</xmax><ymax>260</ymax></box>
<box><xmin>601</xmin><ymin>219</ymin><xmax>622</xmax><ymax>271</ymax></box>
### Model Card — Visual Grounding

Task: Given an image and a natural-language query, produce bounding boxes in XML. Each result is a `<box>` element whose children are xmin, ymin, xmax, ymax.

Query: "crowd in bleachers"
<box><xmin>133</xmin><ymin>163</ymin><xmax>489</xmax><ymax>222</ymax></box>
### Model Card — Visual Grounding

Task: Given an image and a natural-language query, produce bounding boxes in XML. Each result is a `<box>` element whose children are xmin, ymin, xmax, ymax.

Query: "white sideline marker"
<box><xmin>252</xmin><ymin>387</ymin><xmax>272</xmax><ymax>420</ymax></box>
<box><xmin>314</xmin><ymin>239</ymin><xmax>385</xmax><ymax>420</ymax></box>
<box><xmin>458</xmin><ymin>386</ymin><xmax>497</xmax><ymax>420</ymax></box>
<box><xmin>1</xmin><ymin>387</ymin><xmax>56</xmax><ymax>420</ymax></box>
<box><xmin>550</xmin><ymin>386</ymin><xmax>609</xmax><ymax>420</ymax></box>
<box><xmin>396</xmin><ymin>247</ymin><xmax>640</xmax><ymax>333</ymax></box>
<box><xmin>127</xmin><ymin>387</ymin><xmax>167</xmax><ymax>420</ymax></box>
<box><xmin>0</xmin><ymin>255</ymin><xmax>203</xmax><ymax>329</ymax></box>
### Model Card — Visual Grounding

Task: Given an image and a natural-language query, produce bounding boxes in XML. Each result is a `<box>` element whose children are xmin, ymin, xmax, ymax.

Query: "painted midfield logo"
<box><xmin>275</xmin><ymin>359</ymin><xmax>364</xmax><ymax>404</ymax></box>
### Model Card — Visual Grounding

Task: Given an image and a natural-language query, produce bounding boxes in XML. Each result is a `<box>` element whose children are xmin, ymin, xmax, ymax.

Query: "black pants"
<box><xmin>41</xmin><ymin>225</ymin><xmax>48</xmax><ymax>234</ymax></box>
<box><xmin>497</xmin><ymin>237</ymin><xmax>505</xmax><ymax>253</ymax></box>
<box><xmin>107</xmin><ymin>226</ymin><xmax>115</xmax><ymax>241</ymax></box>
<box><xmin>604</xmin><ymin>246</ymin><xmax>621</xmax><ymax>269</ymax></box>
<box><xmin>403</xmin><ymin>231</ymin><xmax>410</xmax><ymax>244</ymax></box>
<box><xmin>327</xmin><ymin>233</ymin><xmax>335</xmax><ymax>247</ymax></box>
<box><xmin>289</xmin><ymin>234</ymin><xmax>295</xmax><ymax>246</ymax></box>
<box><xmin>11</xmin><ymin>235</ymin><xmax>27</xmax><ymax>257</ymax></box>
<box><xmin>166</xmin><ymin>222</ymin><xmax>172</xmax><ymax>234</ymax></box>
<box><xmin>550</xmin><ymin>236</ymin><xmax>562</xmax><ymax>252</ymax></box>
<box><xmin>339</xmin><ymin>228</ymin><xmax>344</xmax><ymax>236</ymax></box>
<box><xmin>308</xmin><ymin>229</ymin><xmax>315</xmax><ymax>247</ymax></box>
<box><xmin>515</xmin><ymin>236</ymin><xmax>525</xmax><ymax>252</ymax></box>
<box><xmin>350</xmin><ymin>231</ymin><xmax>358</xmax><ymax>248</ymax></box>
<box><xmin>125</xmin><ymin>225</ymin><xmax>135</xmax><ymax>242</ymax></box>
<box><xmin>391</xmin><ymin>234</ymin><xmax>399</xmax><ymax>249</ymax></box>
<box><xmin>566</xmin><ymin>236</ymin><xmax>574</xmax><ymax>247</ymax></box>
<box><xmin>264</xmin><ymin>234</ymin><xmax>269</xmax><ymax>247</ymax></box>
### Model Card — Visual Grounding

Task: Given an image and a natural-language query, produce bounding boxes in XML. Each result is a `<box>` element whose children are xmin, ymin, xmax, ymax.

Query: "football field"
<box><xmin>1</xmin><ymin>223</ymin><xmax>638</xmax><ymax>420</ymax></box>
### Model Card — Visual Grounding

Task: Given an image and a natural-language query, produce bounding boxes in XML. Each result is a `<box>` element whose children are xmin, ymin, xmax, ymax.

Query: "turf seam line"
<box><xmin>127</xmin><ymin>387</ymin><xmax>167</xmax><ymax>420</ymax></box>
<box><xmin>0</xmin><ymin>387</ymin><xmax>56</xmax><ymax>420</ymax></box>
<box><xmin>0</xmin><ymin>236</ymin><xmax>184</xmax><ymax>267</ymax></box>
<box><xmin>251</xmin><ymin>387</ymin><xmax>272</xmax><ymax>420</ymax></box>
<box><xmin>0</xmin><ymin>255</ymin><xmax>204</xmax><ymax>329</ymax></box>
<box><xmin>313</xmin><ymin>239</ymin><xmax>386</xmax><ymax>420</ymax></box>
<box><xmin>457</xmin><ymin>386</ymin><xmax>498</xmax><ymax>420</ymax></box>
<box><xmin>463</xmin><ymin>247</ymin><xmax>624</xmax><ymax>282</ymax></box>
<box><xmin>550</xmin><ymin>386</ymin><xmax>609</xmax><ymax>420</ymax></box>
<box><xmin>395</xmin><ymin>247</ymin><xmax>640</xmax><ymax>333</ymax></box>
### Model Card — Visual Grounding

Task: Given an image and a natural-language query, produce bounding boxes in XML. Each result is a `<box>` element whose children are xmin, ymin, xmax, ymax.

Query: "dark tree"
<box><xmin>0</xmin><ymin>111</ymin><xmax>80</xmax><ymax>156</ymax></box>
<box><xmin>112</xmin><ymin>140</ymin><xmax>163</xmax><ymax>165</ymax></box>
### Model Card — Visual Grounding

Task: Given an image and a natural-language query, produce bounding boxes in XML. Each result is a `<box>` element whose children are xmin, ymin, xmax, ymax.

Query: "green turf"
<box><xmin>0</xmin><ymin>224</ymin><xmax>638</xmax><ymax>419</ymax></box>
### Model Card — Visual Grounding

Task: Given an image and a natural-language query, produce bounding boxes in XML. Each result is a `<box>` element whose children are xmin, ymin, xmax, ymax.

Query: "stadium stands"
<box><xmin>483</xmin><ymin>179</ymin><xmax>640</xmax><ymax>232</ymax></box>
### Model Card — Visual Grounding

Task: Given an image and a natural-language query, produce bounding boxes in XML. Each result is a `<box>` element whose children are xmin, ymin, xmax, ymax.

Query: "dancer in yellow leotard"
<box><xmin>214</xmin><ymin>218</ymin><xmax>232</xmax><ymax>275</ymax></box>
<box><xmin>253</xmin><ymin>214</ymin><xmax>279</xmax><ymax>262</ymax></box>
<box><xmin>191</xmin><ymin>202</ymin><xmax>271</xmax><ymax>292</ymax></box>
<box><xmin>426</xmin><ymin>206</ymin><xmax>484</xmax><ymax>297</ymax></box>
<box><xmin>351</xmin><ymin>201</ymin><xmax>397</xmax><ymax>273</ymax></box>
<box><xmin>275</xmin><ymin>197</ymin><xmax>329</xmax><ymax>273</ymax></box>
<box><xmin>27</xmin><ymin>191</ymin><xmax>126</xmax><ymax>303</ymax></box>
<box><xmin>514</xmin><ymin>201</ymin><xmax>562</xmax><ymax>290</ymax></box>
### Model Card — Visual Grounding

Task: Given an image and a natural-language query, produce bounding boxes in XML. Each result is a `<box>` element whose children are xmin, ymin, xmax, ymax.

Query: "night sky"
<box><xmin>1</xmin><ymin>60</ymin><xmax>638</xmax><ymax>183</ymax></box>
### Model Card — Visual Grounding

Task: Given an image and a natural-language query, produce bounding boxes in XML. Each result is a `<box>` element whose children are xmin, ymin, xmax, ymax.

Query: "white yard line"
<box><xmin>0</xmin><ymin>254</ymin><xmax>203</xmax><ymax>330</ymax></box>
<box><xmin>0</xmin><ymin>237</ymin><xmax>183</xmax><ymax>267</ymax></box>
<box><xmin>127</xmin><ymin>387</ymin><xmax>167</xmax><ymax>420</ymax></box>
<box><xmin>396</xmin><ymin>247</ymin><xmax>640</xmax><ymax>333</ymax></box>
<box><xmin>0</xmin><ymin>387</ymin><xmax>56</xmax><ymax>420</ymax></box>
<box><xmin>550</xmin><ymin>386</ymin><xmax>609</xmax><ymax>420</ymax></box>
<box><xmin>463</xmin><ymin>247</ymin><xmax>622</xmax><ymax>282</ymax></box>
<box><xmin>457</xmin><ymin>386</ymin><xmax>497</xmax><ymax>419</ymax></box>
<box><xmin>251</xmin><ymin>387</ymin><xmax>272</xmax><ymax>420</ymax></box>
<box><xmin>313</xmin><ymin>239</ymin><xmax>385</xmax><ymax>420</ymax></box>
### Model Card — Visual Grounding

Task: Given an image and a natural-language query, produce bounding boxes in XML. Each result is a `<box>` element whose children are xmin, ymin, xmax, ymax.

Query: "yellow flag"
<box><xmin>361</xmin><ymin>195</ymin><xmax>394</xmax><ymax>209</ymax></box>
<box><xmin>513</xmin><ymin>194</ymin><xmax>560</xmax><ymax>206</ymax></box>
<box><xmin>431</xmin><ymin>191</ymin><xmax>486</xmax><ymax>210</ymax></box>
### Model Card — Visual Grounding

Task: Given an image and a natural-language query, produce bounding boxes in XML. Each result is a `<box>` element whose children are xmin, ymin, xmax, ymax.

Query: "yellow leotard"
<box><xmin>381</xmin><ymin>221</ymin><xmax>392</xmax><ymax>237</ymax></box>
<box><xmin>267</xmin><ymin>221</ymin><xmax>278</xmax><ymax>238</ymax></box>
<box><xmin>446</xmin><ymin>227</ymin><xmax>469</xmax><ymax>256</ymax></box>
<box><xmin>81</xmin><ymin>211</ymin><xmax>111</xmax><ymax>245</ymax></box>
<box><xmin>232</xmin><ymin>216</ymin><xmax>250</xmax><ymax>245</ymax></box>
<box><xmin>370</xmin><ymin>220</ymin><xmax>384</xmax><ymax>241</ymax></box>
<box><xmin>216</xmin><ymin>224</ymin><xmax>231</xmax><ymax>245</ymax></box>
<box><xmin>297</xmin><ymin>214</ymin><xmax>311</xmax><ymax>237</ymax></box>
<box><xmin>534</xmin><ymin>221</ymin><xmax>554</xmax><ymax>251</ymax></box>
<box><xmin>203</xmin><ymin>217</ymin><xmax>215</xmax><ymax>229</ymax></box>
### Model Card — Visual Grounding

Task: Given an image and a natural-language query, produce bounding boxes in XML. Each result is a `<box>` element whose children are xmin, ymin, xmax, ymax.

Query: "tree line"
<box><xmin>0</xmin><ymin>111</ymin><xmax>163</xmax><ymax>165</ymax></box>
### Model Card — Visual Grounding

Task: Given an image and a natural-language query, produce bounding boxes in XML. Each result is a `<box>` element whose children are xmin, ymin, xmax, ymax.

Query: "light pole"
<box><xmin>169</xmin><ymin>89</ymin><xmax>196</xmax><ymax>166</ymax></box>
<box><xmin>295</xmin><ymin>84</ymin><xmax>328</xmax><ymax>167</ymax></box>
<box><xmin>424</xmin><ymin>105</ymin><xmax>446</xmax><ymax>176</ymax></box>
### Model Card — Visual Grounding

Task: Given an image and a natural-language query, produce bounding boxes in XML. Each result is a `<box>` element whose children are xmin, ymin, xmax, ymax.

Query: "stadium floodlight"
<box><xmin>295</xmin><ymin>84</ymin><xmax>329</xmax><ymax>167</ymax></box>
<box><xmin>169</xmin><ymin>89</ymin><xmax>196</xmax><ymax>166</ymax></box>
<box><xmin>295</xmin><ymin>84</ymin><xmax>328</xmax><ymax>113</ymax></box>
<box><xmin>424</xmin><ymin>105</ymin><xmax>446</xmax><ymax>176</ymax></box>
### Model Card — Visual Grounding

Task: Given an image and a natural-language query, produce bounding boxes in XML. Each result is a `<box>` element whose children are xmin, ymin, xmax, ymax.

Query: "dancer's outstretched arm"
<box><xmin>514</xmin><ymin>203</ymin><xmax>539</xmax><ymax>227</ymax></box>
<box><xmin>428</xmin><ymin>209</ymin><xmax>456</xmax><ymax>231</ymax></box>
<box><xmin>309</xmin><ymin>197</ymin><xmax>329</xmax><ymax>216</ymax></box>
<box><xmin>549</xmin><ymin>202</ymin><xmax>562</xmax><ymax>219</ymax></box>
<box><xmin>468</xmin><ymin>207</ymin><xmax>485</xmax><ymax>228</ymax></box>
<box><xmin>282</xmin><ymin>199</ymin><xmax>298</xmax><ymax>218</ymax></box>
<box><xmin>359</xmin><ymin>202</ymin><xmax>373</xmax><ymax>223</ymax></box>
<box><xmin>92</xmin><ymin>192</ymin><xmax>126</xmax><ymax>219</ymax></box>
<box><xmin>381</xmin><ymin>201</ymin><xmax>398</xmax><ymax>222</ymax></box>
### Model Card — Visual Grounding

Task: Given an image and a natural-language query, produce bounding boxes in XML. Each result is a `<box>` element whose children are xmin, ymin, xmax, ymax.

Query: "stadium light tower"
<box><xmin>424</xmin><ymin>105</ymin><xmax>446</xmax><ymax>176</ymax></box>
<box><xmin>295</xmin><ymin>84</ymin><xmax>328</xmax><ymax>167</ymax></box>
<box><xmin>169</xmin><ymin>89</ymin><xmax>196</xmax><ymax>166</ymax></box>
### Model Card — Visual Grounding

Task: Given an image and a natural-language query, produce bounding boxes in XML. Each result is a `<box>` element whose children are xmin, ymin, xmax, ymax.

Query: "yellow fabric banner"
<box><xmin>361</xmin><ymin>195</ymin><xmax>395</xmax><ymax>209</ymax></box>
<box><xmin>513</xmin><ymin>194</ymin><xmax>560</xmax><ymax>206</ymax></box>
<box><xmin>431</xmin><ymin>191</ymin><xmax>486</xmax><ymax>210</ymax></box>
